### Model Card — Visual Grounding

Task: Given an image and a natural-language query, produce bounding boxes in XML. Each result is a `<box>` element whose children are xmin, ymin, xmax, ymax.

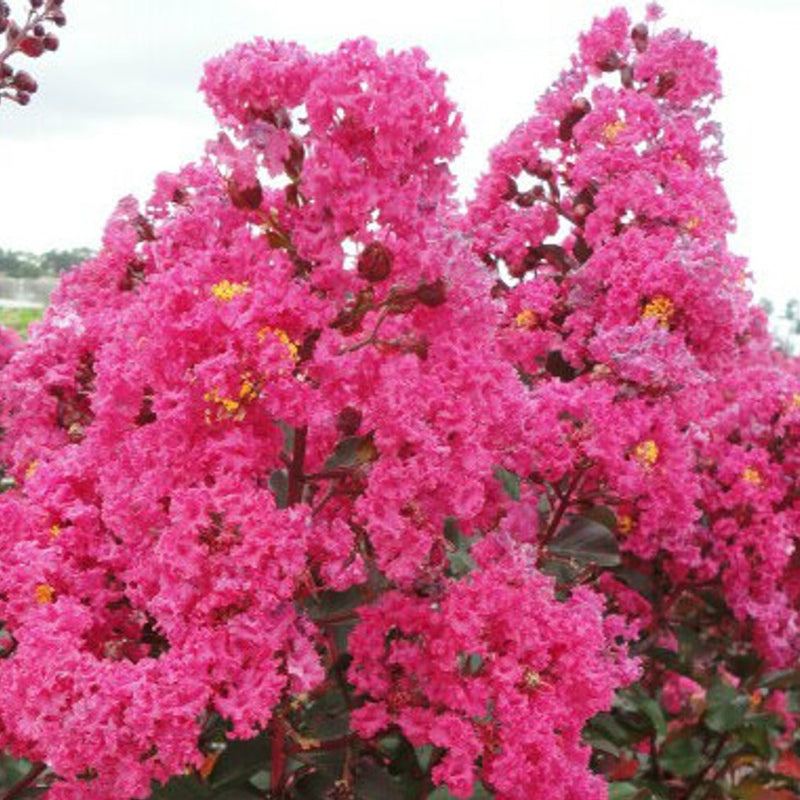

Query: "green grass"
<box><xmin>0</xmin><ymin>306</ymin><xmax>44</xmax><ymax>337</ymax></box>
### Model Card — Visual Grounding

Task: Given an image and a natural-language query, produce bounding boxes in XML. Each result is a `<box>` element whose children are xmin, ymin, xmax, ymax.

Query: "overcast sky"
<box><xmin>0</xmin><ymin>0</ymin><xmax>798</xmax><ymax>309</ymax></box>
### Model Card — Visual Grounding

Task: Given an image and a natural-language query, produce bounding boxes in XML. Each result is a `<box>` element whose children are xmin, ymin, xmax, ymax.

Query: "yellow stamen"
<box><xmin>211</xmin><ymin>280</ymin><xmax>250</xmax><ymax>302</ymax></box>
<box><xmin>49</xmin><ymin>524</ymin><xmax>61</xmax><ymax>539</ymax></box>
<box><xmin>742</xmin><ymin>467</ymin><xmax>762</xmax><ymax>486</ymax></box>
<box><xmin>683</xmin><ymin>216</ymin><xmax>700</xmax><ymax>232</ymax></box>
<box><xmin>514</xmin><ymin>309</ymin><xmax>538</xmax><ymax>330</ymax></box>
<box><xmin>617</xmin><ymin>514</ymin><xmax>634</xmax><ymax>536</ymax></box>
<box><xmin>641</xmin><ymin>295</ymin><xmax>675</xmax><ymax>328</ymax></box>
<box><xmin>34</xmin><ymin>583</ymin><xmax>55</xmax><ymax>604</ymax></box>
<box><xmin>204</xmin><ymin>374</ymin><xmax>259</xmax><ymax>423</ymax></box>
<box><xmin>257</xmin><ymin>326</ymin><xmax>299</xmax><ymax>362</ymax></box>
<box><xmin>602</xmin><ymin>119</ymin><xmax>626</xmax><ymax>144</ymax></box>
<box><xmin>523</xmin><ymin>668</ymin><xmax>541</xmax><ymax>690</ymax></box>
<box><xmin>25</xmin><ymin>460</ymin><xmax>39</xmax><ymax>479</ymax></box>
<box><xmin>634</xmin><ymin>439</ymin><xmax>659</xmax><ymax>469</ymax></box>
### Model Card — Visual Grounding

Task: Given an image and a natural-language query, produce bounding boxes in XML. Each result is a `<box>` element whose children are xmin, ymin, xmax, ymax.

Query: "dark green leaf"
<box><xmin>355</xmin><ymin>761</ymin><xmax>405</xmax><ymax>800</ymax></box>
<box><xmin>547</xmin><ymin>516</ymin><xmax>620</xmax><ymax>567</ymax></box>
<box><xmin>149</xmin><ymin>774</ymin><xmax>213</xmax><ymax>799</ymax></box>
<box><xmin>493</xmin><ymin>466</ymin><xmax>521</xmax><ymax>501</ymax></box>
<box><xmin>608</xmin><ymin>783</ymin><xmax>649</xmax><ymax>800</ymax></box>
<box><xmin>704</xmin><ymin>679</ymin><xmax>749</xmax><ymax>733</ymax></box>
<box><xmin>324</xmin><ymin>434</ymin><xmax>378</xmax><ymax>471</ymax></box>
<box><xmin>659</xmin><ymin>734</ymin><xmax>705</xmax><ymax>777</ymax></box>
<box><xmin>208</xmin><ymin>732</ymin><xmax>270</xmax><ymax>791</ymax></box>
<box><xmin>628</xmin><ymin>687</ymin><xmax>667</xmax><ymax>744</ymax></box>
<box><xmin>268</xmin><ymin>469</ymin><xmax>289</xmax><ymax>509</ymax></box>
<box><xmin>758</xmin><ymin>668</ymin><xmax>800</xmax><ymax>690</ymax></box>
<box><xmin>584</xmin><ymin>505</ymin><xmax>617</xmax><ymax>530</ymax></box>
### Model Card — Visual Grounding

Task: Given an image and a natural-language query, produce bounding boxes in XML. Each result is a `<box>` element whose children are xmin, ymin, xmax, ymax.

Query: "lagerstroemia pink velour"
<box><xmin>0</xmin><ymin>7</ymin><xmax>797</xmax><ymax>800</ymax></box>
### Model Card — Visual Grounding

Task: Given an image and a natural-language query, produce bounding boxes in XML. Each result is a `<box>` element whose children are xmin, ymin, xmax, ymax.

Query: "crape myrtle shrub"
<box><xmin>0</xmin><ymin>5</ymin><xmax>798</xmax><ymax>800</ymax></box>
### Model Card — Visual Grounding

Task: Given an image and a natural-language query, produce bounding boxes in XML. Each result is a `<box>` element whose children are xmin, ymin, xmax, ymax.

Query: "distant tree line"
<box><xmin>0</xmin><ymin>247</ymin><xmax>93</xmax><ymax>278</ymax></box>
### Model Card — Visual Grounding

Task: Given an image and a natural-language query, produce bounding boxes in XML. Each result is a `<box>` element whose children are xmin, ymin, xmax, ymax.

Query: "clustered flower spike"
<box><xmin>467</xmin><ymin>6</ymin><xmax>799</xmax><ymax>667</ymax></box>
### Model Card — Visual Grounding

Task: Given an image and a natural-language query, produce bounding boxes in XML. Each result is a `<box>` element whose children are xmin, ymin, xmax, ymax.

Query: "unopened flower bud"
<box><xmin>16</xmin><ymin>90</ymin><xmax>31</xmax><ymax>105</ymax></box>
<box><xmin>13</xmin><ymin>70</ymin><xmax>37</xmax><ymax>93</ymax></box>
<box><xmin>620</xmin><ymin>64</ymin><xmax>634</xmax><ymax>89</ymax></box>
<box><xmin>357</xmin><ymin>241</ymin><xmax>393</xmax><ymax>282</ymax></box>
<box><xmin>655</xmin><ymin>70</ymin><xmax>677</xmax><ymax>98</ymax></box>
<box><xmin>336</xmin><ymin>406</ymin><xmax>362</xmax><ymax>437</ymax></box>
<box><xmin>30</xmin><ymin>0</ymin><xmax>44</xmax><ymax>7</ymax></box>
<box><xmin>596</xmin><ymin>50</ymin><xmax>622</xmax><ymax>71</ymax></box>
<box><xmin>416</xmin><ymin>277</ymin><xmax>446</xmax><ymax>307</ymax></box>
<box><xmin>20</xmin><ymin>36</ymin><xmax>45</xmax><ymax>57</ymax></box>
<box><xmin>227</xmin><ymin>179</ymin><xmax>263</xmax><ymax>211</ymax></box>
<box><xmin>49</xmin><ymin>9</ymin><xmax>66</xmax><ymax>26</ymax></box>
<box><xmin>631</xmin><ymin>23</ymin><xmax>649</xmax><ymax>53</ymax></box>
<box><xmin>572</xmin><ymin>203</ymin><xmax>590</xmax><ymax>223</ymax></box>
<box><xmin>43</xmin><ymin>32</ymin><xmax>58</xmax><ymax>50</ymax></box>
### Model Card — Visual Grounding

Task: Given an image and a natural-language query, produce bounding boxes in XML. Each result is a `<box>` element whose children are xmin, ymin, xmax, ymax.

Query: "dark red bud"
<box><xmin>416</xmin><ymin>278</ymin><xmax>446</xmax><ymax>308</ymax></box>
<box><xmin>515</xmin><ymin>190</ymin><xmax>537</xmax><ymax>208</ymax></box>
<box><xmin>51</xmin><ymin>0</ymin><xmax>65</xmax><ymax>6</ymax></box>
<box><xmin>573</xmin><ymin>97</ymin><xmax>591</xmax><ymax>115</ymax></box>
<box><xmin>572</xmin><ymin>203</ymin><xmax>590</xmax><ymax>223</ymax></box>
<box><xmin>336</xmin><ymin>406</ymin><xmax>362</xmax><ymax>437</ymax></box>
<box><xmin>558</xmin><ymin>97</ymin><xmax>591</xmax><ymax>141</ymax></box>
<box><xmin>228</xmin><ymin>179</ymin><xmax>263</xmax><ymax>211</ymax></box>
<box><xmin>49</xmin><ymin>9</ymin><xmax>66</xmax><ymax>25</ymax></box>
<box><xmin>533</xmin><ymin>160</ymin><xmax>553</xmax><ymax>180</ymax></box>
<box><xmin>16</xmin><ymin>90</ymin><xmax>30</xmax><ymax>105</ymax></box>
<box><xmin>30</xmin><ymin>0</ymin><xmax>44</xmax><ymax>7</ymax></box>
<box><xmin>33</xmin><ymin>22</ymin><xmax>45</xmax><ymax>35</ymax></box>
<box><xmin>631</xmin><ymin>23</ymin><xmax>649</xmax><ymax>53</ymax></box>
<box><xmin>501</xmin><ymin>175</ymin><xmax>518</xmax><ymax>201</ymax></box>
<box><xmin>655</xmin><ymin>70</ymin><xmax>677</xmax><ymax>98</ymax></box>
<box><xmin>1</xmin><ymin>62</ymin><xmax>12</xmax><ymax>79</ymax></box>
<box><xmin>13</xmin><ymin>70</ymin><xmax>37</xmax><ymax>93</ymax></box>
<box><xmin>20</xmin><ymin>36</ymin><xmax>45</xmax><ymax>57</ymax></box>
<box><xmin>357</xmin><ymin>241</ymin><xmax>393</xmax><ymax>283</ymax></box>
<box><xmin>0</xmin><ymin>19</ymin><xmax>7</xmax><ymax>33</ymax></box>
<box><xmin>620</xmin><ymin>65</ymin><xmax>634</xmax><ymax>89</ymax></box>
<box><xmin>42</xmin><ymin>32</ymin><xmax>58</xmax><ymax>50</ymax></box>
<box><xmin>596</xmin><ymin>50</ymin><xmax>622</xmax><ymax>72</ymax></box>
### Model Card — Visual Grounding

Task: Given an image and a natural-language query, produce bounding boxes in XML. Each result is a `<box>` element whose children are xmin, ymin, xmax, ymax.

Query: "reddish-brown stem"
<box><xmin>339</xmin><ymin>305</ymin><xmax>390</xmax><ymax>354</ymax></box>
<box><xmin>286</xmin><ymin>424</ymin><xmax>307</xmax><ymax>507</ymax></box>
<box><xmin>540</xmin><ymin>472</ymin><xmax>582</xmax><ymax>547</ymax></box>
<box><xmin>270</xmin><ymin>717</ymin><xmax>287</xmax><ymax>795</ymax></box>
<box><xmin>1</xmin><ymin>762</ymin><xmax>47</xmax><ymax>800</ymax></box>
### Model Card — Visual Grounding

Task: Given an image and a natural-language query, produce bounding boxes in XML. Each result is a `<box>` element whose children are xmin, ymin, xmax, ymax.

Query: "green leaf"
<box><xmin>758</xmin><ymin>668</ymin><xmax>800</xmax><ymax>690</ymax></box>
<box><xmin>493</xmin><ymin>466</ymin><xmax>521</xmax><ymax>501</ymax></box>
<box><xmin>585</xmin><ymin>712</ymin><xmax>639</xmax><ymax>748</ymax></box>
<box><xmin>547</xmin><ymin>516</ymin><xmax>620</xmax><ymax>567</ymax></box>
<box><xmin>324</xmin><ymin>434</ymin><xmax>378</xmax><ymax>471</ymax></box>
<box><xmin>608</xmin><ymin>783</ymin><xmax>648</xmax><ymax>800</ymax></box>
<box><xmin>659</xmin><ymin>734</ymin><xmax>705</xmax><ymax>777</ymax></box>
<box><xmin>268</xmin><ymin>469</ymin><xmax>289</xmax><ymax>509</ymax></box>
<box><xmin>628</xmin><ymin>687</ymin><xmax>668</xmax><ymax>744</ymax></box>
<box><xmin>208</xmin><ymin>732</ymin><xmax>270</xmax><ymax>791</ymax></box>
<box><xmin>704</xmin><ymin>679</ymin><xmax>749</xmax><ymax>733</ymax></box>
<box><xmin>354</xmin><ymin>761</ymin><xmax>405</xmax><ymax>800</ymax></box>
<box><xmin>149</xmin><ymin>774</ymin><xmax>213</xmax><ymax>799</ymax></box>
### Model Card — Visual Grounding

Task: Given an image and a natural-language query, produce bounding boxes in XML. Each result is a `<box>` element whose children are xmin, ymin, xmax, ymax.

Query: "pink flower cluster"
<box><xmin>467</xmin><ymin>6</ymin><xmax>800</xmax><ymax>666</ymax></box>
